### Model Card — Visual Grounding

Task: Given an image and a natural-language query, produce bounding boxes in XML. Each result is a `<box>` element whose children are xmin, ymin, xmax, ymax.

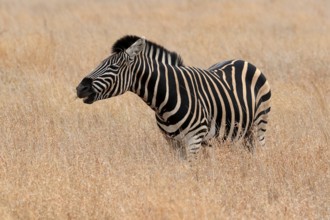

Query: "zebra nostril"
<box><xmin>77</xmin><ymin>78</ymin><xmax>94</xmax><ymax>98</ymax></box>
<box><xmin>76</xmin><ymin>84</ymin><xmax>87</xmax><ymax>92</ymax></box>
<box><xmin>77</xmin><ymin>78</ymin><xmax>93</xmax><ymax>92</ymax></box>
<box><xmin>81</xmin><ymin>85</ymin><xmax>89</xmax><ymax>91</ymax></box>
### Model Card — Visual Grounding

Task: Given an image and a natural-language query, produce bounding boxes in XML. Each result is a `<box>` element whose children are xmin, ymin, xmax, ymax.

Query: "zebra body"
<box><xmin>76</xmin><ymin>35</ymin><xmax>271</xmax><ymax>156</ymax></box>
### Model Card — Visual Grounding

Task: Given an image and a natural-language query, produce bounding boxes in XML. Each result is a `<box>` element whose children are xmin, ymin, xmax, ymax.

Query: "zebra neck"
<box><xmin>143</xmin><ymin>43</ymin><xmax>183</xmax><ymax>66</ymax></box>
<box><xmin>130</xmin><ymin>56</ymin><xmax>173</xmax><ymax>113</ymax></box>
<box><xmin>129</xmin><ymin>44</ymin><xmax>183</xmax><ymax>112</ymax></box>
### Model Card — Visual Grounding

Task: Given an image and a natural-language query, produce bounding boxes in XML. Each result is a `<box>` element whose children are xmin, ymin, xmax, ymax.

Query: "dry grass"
<box><xmin>0</xmin><ymin>0</ymin><xmax>329</xmax><ymax>219</ymax></box>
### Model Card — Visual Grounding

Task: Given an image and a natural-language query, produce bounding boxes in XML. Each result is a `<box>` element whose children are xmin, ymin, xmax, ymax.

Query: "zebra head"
<box><xmin>76</xmin><ymin>36</ymin><xmax>145</xmax><ymax>104</ymax></box>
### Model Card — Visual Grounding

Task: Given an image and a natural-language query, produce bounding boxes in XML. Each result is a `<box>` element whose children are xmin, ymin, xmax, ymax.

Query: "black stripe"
<box><xmin>254</xmin><ymin>107</ymin><xmax>271</xmax><ymax>122</ymax></box>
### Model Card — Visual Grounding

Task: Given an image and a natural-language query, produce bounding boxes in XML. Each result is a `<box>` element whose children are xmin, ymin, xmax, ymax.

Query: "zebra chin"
<box><xmin>82</xmin><ymin>93</ymin><xmax>96</xmax><ymax>104</ymax></box>
<box><xmin>76</xmin><ymin>78</ymin><xmax>97</xmax><ymax>104</ymax></box>
<box><xmin>76</xmin><ymin>90</ymin><xmax>96</xmax><ymax>104</ymax></box>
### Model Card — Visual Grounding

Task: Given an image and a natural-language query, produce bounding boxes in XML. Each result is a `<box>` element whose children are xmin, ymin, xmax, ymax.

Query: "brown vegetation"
<box><xmin>0</xmin><ymin>0</ymin><xmax>329</xmax><ymax>219</ymax></box>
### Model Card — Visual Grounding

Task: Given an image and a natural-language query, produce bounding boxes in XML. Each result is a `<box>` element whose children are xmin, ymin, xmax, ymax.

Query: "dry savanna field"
<box><xmin>0</xmin><ymin>0</ymin><xmax>329</xmax><ymax>219</ymax></box>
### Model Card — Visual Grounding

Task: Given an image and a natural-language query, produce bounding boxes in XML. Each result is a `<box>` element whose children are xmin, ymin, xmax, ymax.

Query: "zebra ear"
<box><xmin>126</xmin><ymin>37</ymin><xmax>145</xmax><ymax>57</ymax></box>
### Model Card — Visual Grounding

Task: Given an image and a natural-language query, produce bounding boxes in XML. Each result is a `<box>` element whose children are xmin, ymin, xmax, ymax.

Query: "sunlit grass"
<box><xmin>0</xmin><ymin>0</ymin><xmax>329</xmax><ymax>219</ymax></box>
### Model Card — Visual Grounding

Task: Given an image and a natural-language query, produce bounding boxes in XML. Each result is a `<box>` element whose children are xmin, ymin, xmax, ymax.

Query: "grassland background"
<box><xmin>0</xmin><ymin>0</ymin><xmax>329</xmax><ymax>219</ymax></box>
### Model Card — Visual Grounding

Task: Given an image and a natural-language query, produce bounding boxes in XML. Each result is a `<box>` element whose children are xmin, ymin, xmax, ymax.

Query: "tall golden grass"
<box><xmin>0</xmin><ymin>0</ymin><xmax>329</xmax><ymax>219</ymax></box>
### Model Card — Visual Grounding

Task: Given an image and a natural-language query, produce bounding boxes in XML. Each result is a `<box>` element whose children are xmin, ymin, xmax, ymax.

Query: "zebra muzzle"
<box><xmin>76</xmin><ymin>78</ymin><xmax>96</xmax><ymax>104</ymax></box>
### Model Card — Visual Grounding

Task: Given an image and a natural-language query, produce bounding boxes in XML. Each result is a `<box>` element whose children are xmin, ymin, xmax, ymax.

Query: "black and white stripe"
<box><xmin>76</xmin><ymin>35</ymin><xmax>271</xmax><ymax>156</ymax></box>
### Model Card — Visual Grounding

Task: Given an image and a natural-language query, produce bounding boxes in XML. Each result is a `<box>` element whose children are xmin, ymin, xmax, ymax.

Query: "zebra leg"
<box><xmin>165</xmin><ymin>136</ymin><xmax>201</xmax><ymax>161</ymax></box>
<box><xmin>254</xmin><ymin>86</ymin><xmax>271</xmax><ymax>146</ymax></box>
<box><xmin>175</xmin><ymin>140</ymin><xmax>187</xmax><ymax>160</ymax></box>
<box><xmin>186</xmin><ymin>142</ymin><xmax>202</xmax><ymax>162</ymax></box>
<box><xmin>244</xmin><ymin>129</ymin><xmax>256</xmax><ymax>153</ymax></box>
<box><xmin>201</xmin><ymin>140</ymin><xmax>212</xmax><ymax>147</ymax></box>
<box><xmin>163</xmin><ymin>136</ymin><xmax>187</xmax><ymax>159</ymax></box>
<box><xmin>255</xmin><ymin>106</ymin><xmax>270</xmax><ymax>146</ymax></box>
<box><xmin>257</xmin><ymin>120</ymin><xmax>267</xmax><ymax>146</ymax></box>
<box><xmin>188</xmin><ymin>143</ymin><xmax>202</xmax><ymax>154</ymax></box>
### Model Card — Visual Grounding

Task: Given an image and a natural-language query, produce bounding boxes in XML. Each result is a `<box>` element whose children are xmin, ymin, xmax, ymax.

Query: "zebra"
<box><xmin>76</xmin><ymin>35</ymin><xmax>271</xmax><ymax>157</ymax></box>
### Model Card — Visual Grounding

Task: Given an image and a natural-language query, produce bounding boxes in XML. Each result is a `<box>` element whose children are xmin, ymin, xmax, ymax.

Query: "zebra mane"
<box><xmin>112</xmin><ymin>35</ymin><xmax>184</xmax><ymax>66</ymax></box>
